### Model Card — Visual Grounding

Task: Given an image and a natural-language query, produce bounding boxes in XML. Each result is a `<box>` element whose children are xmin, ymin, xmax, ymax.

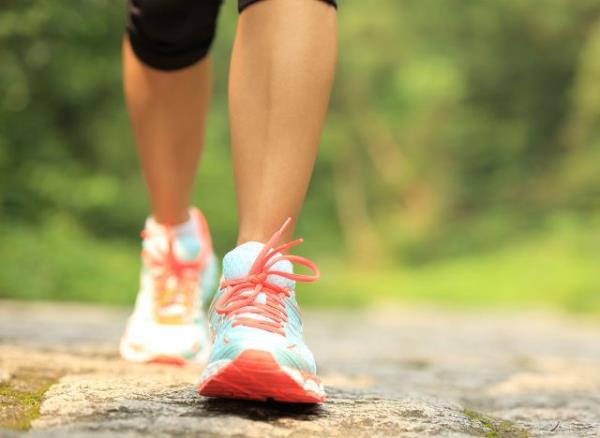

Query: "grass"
<box><xmin>312</xmin><ymin>214</ymin><xmax>600</xmax><ymax>312</ymax></box>
<box><xmin>0</xmin><ymin>215</ymin><xmax>138</xmax><ymax>306</ymax></box>
<box><xmin>1</xmin><ymin>212</ymin><xmax>598</xmax><ymax>313</ymax></box>
<box><xmin>464</xmin><ymin>409</ymin><xmax>529</xmax><ymax>438</ymax></box>
<box><xmin>0</xmin><ymin>369</ymin><xmax>61</xmax><ymax>430</ymax></box>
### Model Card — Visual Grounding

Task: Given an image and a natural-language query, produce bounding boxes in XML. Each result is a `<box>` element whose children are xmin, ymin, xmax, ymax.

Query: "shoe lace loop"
<box><xmin>215</xmin><ymin>218</ymin><xmax>319</xmax><ymax>336</ymax></box>
<box><xmin>141</xmin><ymin>227</ymin><xmax>202</xmax><ymax>311</ymax></box>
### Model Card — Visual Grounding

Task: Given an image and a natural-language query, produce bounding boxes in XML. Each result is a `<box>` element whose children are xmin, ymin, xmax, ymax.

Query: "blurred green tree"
<box><xmin>1</xmin><ymin>0</ymin><xmax>599</xmax><ymax>307</ymax></box>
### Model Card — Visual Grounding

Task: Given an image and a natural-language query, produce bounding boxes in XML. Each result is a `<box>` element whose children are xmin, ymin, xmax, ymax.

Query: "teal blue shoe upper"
<box><xmin>206</xmin><ymin>221</ymin><xmax>320</xmax><ymax>375</ymax></box>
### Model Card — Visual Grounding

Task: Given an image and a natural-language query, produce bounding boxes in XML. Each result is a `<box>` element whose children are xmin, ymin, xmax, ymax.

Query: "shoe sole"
<box><xmin>198</xmin><ymin>349</ymin><xmax>326</xmax><ymax>403</ymax></box>
<box><xmin>120</xmin><ymin>341</ymin><xmax>187</xmax><ymax>366</ymax></box>
<box><xmin>119</xmin><ymin>336</ymin><xmax>208</xmax><ymax>367</ymax></box>
<box><xmin>147</xmin><ymin>356</ymin><xmax>187</xmax><ymax>367</ymax></box>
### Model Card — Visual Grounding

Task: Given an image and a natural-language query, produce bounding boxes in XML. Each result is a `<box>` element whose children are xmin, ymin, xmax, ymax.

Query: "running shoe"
<box><xmin>120</xmin><ymin>207</ymin><xmax>218</xmax><ymax>365</ymax></box>
<box><xmin>198</xmin><ymin>218</ymin><xmax>325</xmax><ymax>403</ymax></box>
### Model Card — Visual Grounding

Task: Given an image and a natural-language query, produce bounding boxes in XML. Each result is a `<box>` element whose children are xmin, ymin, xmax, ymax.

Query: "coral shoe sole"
<box><xmin>198</xmin><ymin>349</ymin><xmax>326</xmax><ymax>403</ymax></box>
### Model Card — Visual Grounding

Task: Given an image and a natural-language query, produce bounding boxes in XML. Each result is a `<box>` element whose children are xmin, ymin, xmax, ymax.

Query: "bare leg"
<box><xmin>229</xmin><ymin>0</ymin><xmax>337</xmax><ymax>244</ymax></box>
<box><xmin>123</xmin><ymin>38</ymin><xmax>211</xmax><ymax>225</ymax></box>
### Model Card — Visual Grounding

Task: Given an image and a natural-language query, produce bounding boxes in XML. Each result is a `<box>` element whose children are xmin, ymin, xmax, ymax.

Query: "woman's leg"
<box><xmin>120</xmin><ymin>0</ymin><xmax>223</xmax><ymax>365</ymax></box>
<box><xmin>229</xmin><ymin>0</ymin><xmax>337</xmax><ymax>243</ymax></box>
<box><xmin>123</xmin><ymin>39</ymin><xmax>211</xmax><ymax>225</ymax></box>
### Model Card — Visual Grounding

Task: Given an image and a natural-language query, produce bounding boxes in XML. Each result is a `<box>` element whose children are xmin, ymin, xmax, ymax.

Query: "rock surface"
<box><xmin>1</xmin><ymin>300</ymin><xmax>599</xmax><ymax>437</ymax></box>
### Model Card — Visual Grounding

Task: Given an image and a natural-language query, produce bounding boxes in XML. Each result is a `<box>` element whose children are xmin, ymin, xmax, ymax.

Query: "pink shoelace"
<box><xmin>141</xmin><ymin>226</ymin><xmax>203</xmax><ymax>315</ymax></box>
<box><xmin>215</xmin><ymin>218</ymin><xmax>319</xmax><ymax>336</ymax></box>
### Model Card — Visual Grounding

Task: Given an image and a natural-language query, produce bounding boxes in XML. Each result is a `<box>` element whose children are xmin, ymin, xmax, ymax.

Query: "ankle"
<box><xmin>237</xmin><ymin>219</ymin><xmax>296</xmax><ymax>246</ymax></box>
<box><xmin>150</xmin><ymin>208</ymin><xmax>191</xmax><ymax>227</ymax></box>
<box><xmin>236</xmin><ymin>232</ymin><xmax>271</xmax><ymax>246</ymax></box>
<box><xmin>146</xmin><ymin>208</ymin><xmax>197</xmax><ymax>238</ymax></box>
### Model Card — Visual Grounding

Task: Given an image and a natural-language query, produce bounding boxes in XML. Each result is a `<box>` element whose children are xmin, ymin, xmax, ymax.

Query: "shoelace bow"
<box><xmin>215</xmin><ymin>218</ymin><xmax>319</xmax><ymax>336</ymax></box>
<box><xmin>141</xmin><ymin>227</ymin><xmax>203</xmax><ymax>309</ymax></box>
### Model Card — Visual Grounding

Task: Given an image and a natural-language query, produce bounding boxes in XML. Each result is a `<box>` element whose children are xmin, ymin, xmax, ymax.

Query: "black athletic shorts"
<box><xmin>127</xmin><ymin>0</ymin><xmax>337</xmax><ymax>71</ymax></box>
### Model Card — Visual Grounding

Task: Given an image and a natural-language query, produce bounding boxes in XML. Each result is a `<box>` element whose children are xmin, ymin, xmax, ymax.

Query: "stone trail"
<box><xmin>1</xmin><ymin>301</ymin><xmax>599</xmax><ymax>437</ymax></box>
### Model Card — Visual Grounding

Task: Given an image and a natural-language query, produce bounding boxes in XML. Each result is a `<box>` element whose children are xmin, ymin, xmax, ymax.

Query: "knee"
<box><xmin>127</xmin><ymin>0</ymin><xmax>223</xmax><ymax>71</ymax></box>
<box><xmin>238</xmin><ymin>0</ymin><xmax>337</xmax><ymax>13</ymax></box>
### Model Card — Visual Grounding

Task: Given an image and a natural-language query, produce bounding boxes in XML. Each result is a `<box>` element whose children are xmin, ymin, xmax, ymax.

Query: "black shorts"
<box><xmin>127</xmin><ymin>0</ymin><xmax>337</xmax><ymax>71</ymax></box>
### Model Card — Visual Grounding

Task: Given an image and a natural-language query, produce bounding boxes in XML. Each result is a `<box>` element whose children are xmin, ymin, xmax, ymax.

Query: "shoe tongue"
<box><xmin>143</xmin><ymin>216</ymin><xmax>202</xmax><ymax>262</ymax></box>
<box><xmin>223</xmin><ymin>241</ymin><xmax>294</xmax><ymax>289</ymax></box>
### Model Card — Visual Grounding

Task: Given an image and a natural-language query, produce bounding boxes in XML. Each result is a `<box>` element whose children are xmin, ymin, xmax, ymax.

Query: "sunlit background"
<box><xmin>1</xmin><ymin>0</ymin><xmax>599</xmax><ymax>312</ymax></box>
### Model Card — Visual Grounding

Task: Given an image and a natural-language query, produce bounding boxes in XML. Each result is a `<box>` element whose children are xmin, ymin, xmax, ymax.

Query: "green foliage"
<box><xmin>1</xmin><ymin>1</ymin><xmax>599</xmax><ymax>310</ymax></box>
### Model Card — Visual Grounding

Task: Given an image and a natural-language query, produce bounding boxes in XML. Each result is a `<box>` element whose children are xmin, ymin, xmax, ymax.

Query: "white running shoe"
<box><xmin>120</xmin><ymin>207</ymin><xmax>218</xmax><ymax>365</ymax></box>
